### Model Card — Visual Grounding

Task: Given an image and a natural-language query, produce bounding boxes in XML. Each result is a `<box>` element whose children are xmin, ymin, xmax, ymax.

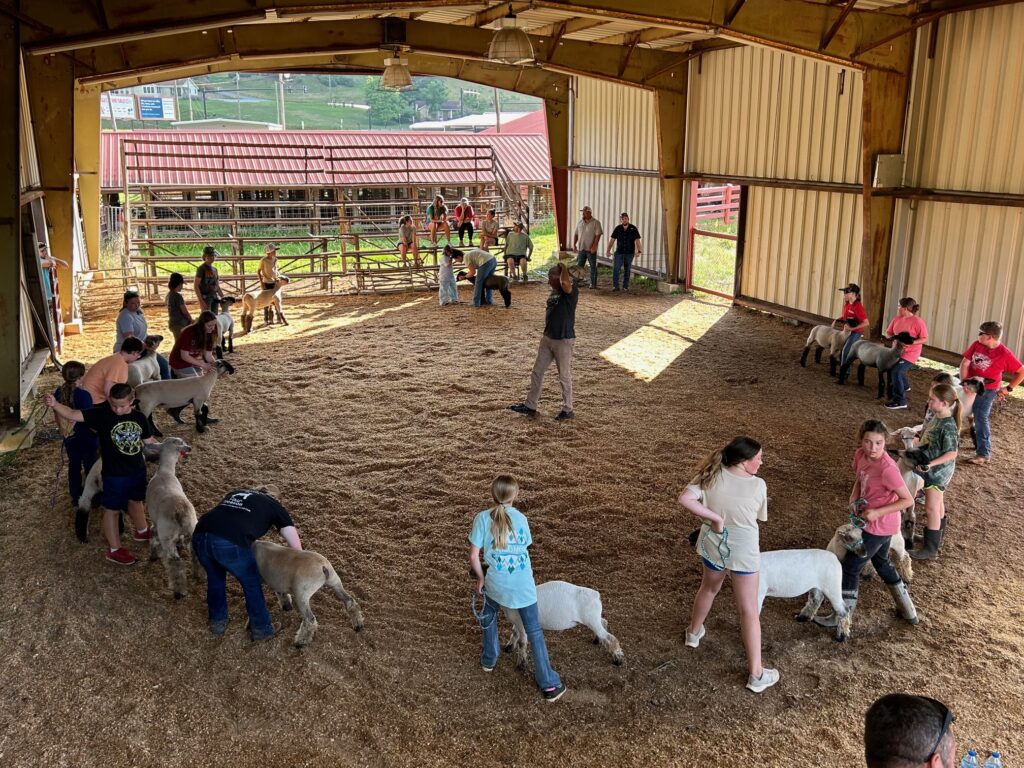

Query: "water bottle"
<box><xmin>983</xmin><ymin>752</ymin><xmax>1002</xmax><ymax>768</ymax></box>
<box><xmin>960</xmin><ymin>750</ymin><xmax>979</xmax><ymax>768</ymax></box>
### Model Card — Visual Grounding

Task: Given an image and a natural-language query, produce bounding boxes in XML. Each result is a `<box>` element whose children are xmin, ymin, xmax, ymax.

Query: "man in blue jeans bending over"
<box><xmin>573</xmin><ymin>206</ymin><xmax>603</xmax><ymax>289</ymax></box>
<box><xmin>193</xmin><ymin>485</ymin><xmax>303</xmax><ymax>641</ymax></box>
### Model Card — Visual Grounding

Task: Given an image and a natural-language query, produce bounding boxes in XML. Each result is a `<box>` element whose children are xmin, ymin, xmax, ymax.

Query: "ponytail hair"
<box><xmin>689</xmin><ymin>436</ymin><xmax>761</xmax><ymax>489</ymax></box>
<box><xmin>898</xmin><ymin>296</ymin><xmax>920</xmax><ymax>314</ymax></box>
<box><xmin>930</xmin><ymin>383</ymin><xmax>962</xmax><ymax>431</ymax></box>
<box><xmin>59</xmin><ymin>361</ymin><xmax>86</xmax><ymax>411</ymax></box>
<box><xmin>488</xmin><ymin>474</ymin><xmax>519</xmax><ymax>549</ymax></box>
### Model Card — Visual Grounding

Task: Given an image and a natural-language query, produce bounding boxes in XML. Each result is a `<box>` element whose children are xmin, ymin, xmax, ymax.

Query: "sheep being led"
<box><xmin>253</xmin><ymin>541</ymin><xmax>364</xmax><ymax>647</ymax></box>
<box><xmin>838</xmin><ymin>331</ymin><xmax>917</xmax><ymax>395</ymax></box>
<box><xmin>133</xmin><ymin>359</ymin><xmax>235</xmax><ymax>436</ymax></box>
<box><xmin>145</xmin><ymin>437</ymin><xmax>197</xmax><ymax>599</ymax></box>
<box><xmin>758</xmin><ymin>549</ymin><xmax>852</xmax><ymax>641</ymax></box>
<box><xmin>503</xmin><ymin>580</ymin><xmax>624</xmax><ymax>667</ymax></box>
<box><xmin>240</xmin><ymin>280</ymin><xmax>288</xmax><ymax>334</ymax></box>
<box><xmin>212</xmin><ymin>297</ymin><xmax>236</xmax><ymax>357</ymax></box>
<box><xmin>800</xmin><ymin>323</ymin><xmax>852</xmax><ymax>375</ymax></box>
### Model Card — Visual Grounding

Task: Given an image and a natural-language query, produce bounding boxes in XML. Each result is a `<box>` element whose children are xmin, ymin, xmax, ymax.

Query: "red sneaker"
<box><xmin>132</xmin><ymin>528</ymin><xmax>153</xmax><ymax>542</ymax></box>
<box><xmin>106</xmin><ymin>548</ymin><xmax>138</xmax><ymax>566</ymax></box>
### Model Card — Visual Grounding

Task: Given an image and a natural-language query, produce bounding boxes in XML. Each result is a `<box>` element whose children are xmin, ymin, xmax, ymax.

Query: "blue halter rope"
<box><xmin>699</xmin><ymin>526</ymin><xmax>731</xmax><ymax>570</ymax></box>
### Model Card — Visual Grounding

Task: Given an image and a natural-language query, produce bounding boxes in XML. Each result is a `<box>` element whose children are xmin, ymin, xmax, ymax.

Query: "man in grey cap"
<box><xmin>572</xmin><ymin>206</ymin><xmax>603</xmax><ymax>289</ymax></box>
<box><xmin>194</xmin><ymin>245</ymin><xmax>223</xmax><ymax>313</ymax></box>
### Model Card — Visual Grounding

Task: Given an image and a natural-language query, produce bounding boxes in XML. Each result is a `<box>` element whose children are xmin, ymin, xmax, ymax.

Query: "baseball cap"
<box><xmin>581</xmin><ymin>205</ymin><xmax>592</xmax><ymax>212</ymax></box>
<box><xmin>461</xmin><ymin>197</ymin><xmax>468</xmax><ymax>204</ymax></box>
<box><xmin>265</xmin><ymin>243</ymin><xmax>279</xmax><ymax>253</ymax></box>
<box><xmin>839</xmin><ymin>283</ymin><xmax>860</xmax><ymax>294</ymax></box>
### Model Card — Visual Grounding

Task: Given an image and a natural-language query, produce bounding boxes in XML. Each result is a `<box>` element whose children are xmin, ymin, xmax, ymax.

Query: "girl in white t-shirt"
<box><xmin>677</xmin><ymin>436</ymin><xmax>779</xmax><ymax>693</ymax></box>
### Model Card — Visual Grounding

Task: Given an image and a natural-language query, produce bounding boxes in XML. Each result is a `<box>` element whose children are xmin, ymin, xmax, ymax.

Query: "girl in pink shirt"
<box><xmin>883</xmin><ymin>298</ymin><xmax>929</xmax><ymax>410</ymax></box>
<box><xmin>815</xmin><ymin>420</ymin><xmax>918</xmax><ymax>639</ymax></box>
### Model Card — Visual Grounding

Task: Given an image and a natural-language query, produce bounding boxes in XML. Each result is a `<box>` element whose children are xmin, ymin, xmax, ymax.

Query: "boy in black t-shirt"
<box><xmin>46</xmin><ymin>383</ymin><xmax>159</xmax><ymax>565</ymax></box>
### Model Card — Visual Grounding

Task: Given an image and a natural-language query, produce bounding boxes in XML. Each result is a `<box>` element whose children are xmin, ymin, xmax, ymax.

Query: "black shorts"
<box><xmin>262</xmin><ymin>282</ymin><xmax>276</xmax><ymax>290</ymax></box>
<box><xmin>508</xmin><ymin>254</ymin><xmax>529</xmax><ymax>265</ymax></box>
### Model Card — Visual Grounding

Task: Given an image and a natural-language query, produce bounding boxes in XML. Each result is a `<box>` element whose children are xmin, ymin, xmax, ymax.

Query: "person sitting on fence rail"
<box><xmin>505</xmin><ymin>222</ymin><xmax>534</xmax><ymax>283</ymax></box>
<box><xmin>194</xmin><ymin>246</ymin><xmax>224</xmax><ymax>313</ymax></box>
<box><xmin>607</xmin><ymin>212</ymin><xmax>643</xmax><ymax>293</ymax></box>
<box><xmin>480</xmin><ymin>209</ymin><xmax>500</xmax><ymax>251</ymax></box>
<box><xmin>454</xmin><ymin>197</ymin><xmax>475</xmax><ymax>246</ymax></box>
<box><xmin>397</xmin><ymin>215</ymin><xmax>421</xmax><ymax>268</ymax></box>
<box><xmin>426</xmin><ymin>195</ymin><xmax>451</xmax><ymax>246</ymax></box>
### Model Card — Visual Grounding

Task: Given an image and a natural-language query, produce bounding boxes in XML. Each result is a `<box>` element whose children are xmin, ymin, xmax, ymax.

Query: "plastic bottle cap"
<box><xmin>969</xmin><ymin>751</ymin><xmax>977</xmax><ymax>756</ymax></box>
<box><xmin>992</xmin><ymin>753</ymin><xmax>1000</xmax><ymax>758</ymax></box>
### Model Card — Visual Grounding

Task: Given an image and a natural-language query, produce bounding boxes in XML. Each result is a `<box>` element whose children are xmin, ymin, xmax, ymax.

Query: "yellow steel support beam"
<box><xmin>1</xmin><ymin>15</ymin><xmax>20</xmax><ymax>427</ymax></box>
<box><xmin>67</xmin><ymin>19</ymin><xmax>687</xmax><ymax>93</ymax></box>
<box><xmin>21</xmin><ymin>1</ymin><xmax>917</xmax><ymax>72</ymax></box>
<box><xmin>860</xmin><ymin>47</ymin><xmax>913</xmax><ymax>334</ymax></box>
<box><xmin>24</xmin><ymin>52</ymin><xmax>76</xmax><ymax>322</ymax></box>
<box><xmin>74</xmin><ymin>84</ymin><xmax>101</xmax><ymax>270</ymax></box>
<box><xmin>654</xmin><ymin>86</ymin><xmax>687</xmax><ymax>284</ymax></box>
<box><xmin>544</xmin><ymin>95</ymin><xmax>570</xmax><ymax>250</ymax></box>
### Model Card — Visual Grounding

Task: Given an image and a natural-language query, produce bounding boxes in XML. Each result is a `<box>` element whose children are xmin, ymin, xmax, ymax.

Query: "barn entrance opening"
<box><xmin>686</xmin><ymin>183</ymin><xmax>742</xmax><ymax>299</ymax></box>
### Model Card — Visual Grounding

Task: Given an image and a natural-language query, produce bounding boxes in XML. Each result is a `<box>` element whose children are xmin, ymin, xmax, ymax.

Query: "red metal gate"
<box><xmin>686</xmin><ymin>184</ymin><xmax>740</xmax><ymax>299</ymax></box>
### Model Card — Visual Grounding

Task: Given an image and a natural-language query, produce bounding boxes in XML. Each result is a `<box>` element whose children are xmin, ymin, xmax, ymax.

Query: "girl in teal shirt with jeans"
<box><xmin>469</xmin><ymin>475</ymin><xmax>565</xmax><ymax>702</ymax></box>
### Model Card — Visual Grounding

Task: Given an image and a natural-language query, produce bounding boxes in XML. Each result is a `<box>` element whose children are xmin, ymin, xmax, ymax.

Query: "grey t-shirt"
<box><xmin>166</xmin><ymin>291</ymin><xmax>189</xmax><ymax>329</ymax></box>
<box><xmin>114</xmin><ymin>309</ymin><xmax>148</xmax><ymax>353</ymax></box>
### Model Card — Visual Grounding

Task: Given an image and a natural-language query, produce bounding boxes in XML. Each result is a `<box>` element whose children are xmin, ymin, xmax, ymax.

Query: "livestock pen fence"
<box><xmin>107</xmin><ymin>135</ymin><xmax>551</xmax><ymax>299</ymax></box>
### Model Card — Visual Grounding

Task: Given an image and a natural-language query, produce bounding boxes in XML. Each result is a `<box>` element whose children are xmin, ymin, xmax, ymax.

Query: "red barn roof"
<box><xmin>479</xmin><ymin>110</ymin><xmax>547</xmax><ymax>135</ymax></box>
<box><xmin>101</xmin><ymin>130</ymin><xmax>551</xmax><ymax>190</ymax></box>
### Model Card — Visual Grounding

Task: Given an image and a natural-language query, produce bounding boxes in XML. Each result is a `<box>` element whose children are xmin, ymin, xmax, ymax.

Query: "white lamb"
<box><xmin>759</xmin><ymin>549</ymin><xmax>852</xmax><ymax>642</ymax></box>
<box><xmin>253</xmin><ymin>540</ymin><xmax>364</xmax><ymax>647</ymax></box>
<box><xmin>800</xmin><ymin>325</ymin><xmax>850</xmax><ymax>373</ymax></box>
<box><xmin>213</xmin><ymin>297</ymin><xmax>236</xmax><ymax>356</ymax></box>
<box><xmin>126</xmin><ymin>335</ymin><xmax>166</xmax><ymax>388</ymax></box>
<box><xmin>240</xmin><ymin>280</ymin><xmax>288</xmax><ymax>334</ymax></box>
<box><xmin>133</xmin><ymin>359</ymin><xmax>234</xmax><ymax>436</ymax></box>
<box><xmin>826</xmin><ymin>523</ymin><xmax>913</xmax><ymax>584</ymax></box>
<box><xmin>503</xmin><ymin>580</ymin><xmax>624</xmax><ymax>667</ymax></box>
<box><xmin>145</xmin><ymin>437</ymin><xmax>197</xmax><ymax>599</ymax></box>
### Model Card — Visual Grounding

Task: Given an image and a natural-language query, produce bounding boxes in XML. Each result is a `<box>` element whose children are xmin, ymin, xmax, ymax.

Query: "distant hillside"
<box><xmin>100</xmin><ymin>72</ymin><xmax>542</xmax><ymax>131</ymax></box>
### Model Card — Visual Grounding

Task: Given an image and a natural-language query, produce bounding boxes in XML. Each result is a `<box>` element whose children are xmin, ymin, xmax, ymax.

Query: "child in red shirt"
<box><xmin>835</xmin><ymin>283</ymin><xmax>869</xmax><ymax>384</ymax></box>
<box><xmin>959</xmin><ymin>320</ymin><xmax>1024</xmax><ymax>464</ymax></box>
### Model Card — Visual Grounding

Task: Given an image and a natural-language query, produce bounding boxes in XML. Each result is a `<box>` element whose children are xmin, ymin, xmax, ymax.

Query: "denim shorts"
<box><xmin>702</xmin><ymin>556</ymin><xmax>756</xmax><ymax>576</ymax></box>
<box><xmin>101</xmin><ymin>470</ymin><xmax>147</xmax><ymax>511</ymax></box>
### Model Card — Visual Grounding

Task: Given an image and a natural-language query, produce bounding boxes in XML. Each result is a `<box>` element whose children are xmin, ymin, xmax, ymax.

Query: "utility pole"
<box><xmin>236</xmin><ymin>72</ymin><xmax>241</xmax><ymax>120</ymax></box>
<box><xmin>276</xmin><ymin>73</ymin><xmax>286</xmax><ymax>129</ymax></box>
<box><xmin>202</xmin><ymin>89</ymin><xmax>208</xmax><ymax>119</ymax></box>
<box><xmin>492</xmin><ymin>87</ymin><xmax>501</xmax><ymax>133</ymax></box>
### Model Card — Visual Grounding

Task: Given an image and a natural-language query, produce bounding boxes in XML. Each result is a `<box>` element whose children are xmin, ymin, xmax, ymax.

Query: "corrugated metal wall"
<box><xmin>888</xmin><ymin>8</ymin><xmax>1024</xmax><ymax>354</ymax></box>
<box><xmin>570</xmin><ymin>77</ymin><xmax>666</xmax><ymax>275</ymax></box>
<box><xmin>19</xmin><ymin>52</ymin><xmax>39</xmax><ymax>191</ymax></box>
<box><xmin>19</xmin><ymin>286</ymin><xmax>36</xmax><ymax>367</ymax></box>
<box><xmin>687</xmin><ymin>46</ymin><xmax>863</xmax><ymax>184</ymax></box>
<box><xmin>743</xmin><ymin>188</ymin><xmax>863</xmax><ymax>318</ymax></box>
<box><xmin>904</xmin><ymin>6</ymin><xmax>1024</xmax><ymax>194</ymax></box>
<box><xmin>891</xmin><ymin>202</ymin><xmax>1024</xmax><ymax>355</ymax></box>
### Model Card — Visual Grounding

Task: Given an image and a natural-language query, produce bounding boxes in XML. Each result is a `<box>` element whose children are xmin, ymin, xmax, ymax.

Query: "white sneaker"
<box><xmin>746</xmin><ymin>668</ymin><xmax>780</xmax><ymax>693</ymax></box>
<box><xmin>684</xmin><ymin>625</ymin><xmax>706</xmax><ymax>648</ymax></box>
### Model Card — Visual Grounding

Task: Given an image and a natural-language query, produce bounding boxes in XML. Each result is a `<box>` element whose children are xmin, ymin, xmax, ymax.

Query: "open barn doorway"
<box><xmin>686</xmin><ymin>182</ymin><xmax>743</xmax><ymax>298</ymax></box>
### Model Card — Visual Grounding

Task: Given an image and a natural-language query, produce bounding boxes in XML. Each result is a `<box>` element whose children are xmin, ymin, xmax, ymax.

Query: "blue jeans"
<box><xmin>156</xmin><ymin>353</ymin><xmax>171</xmax><ymax>380</ymax></box>
<box><xmin>612</xmin><ymin>252</ymin><xmax>635</xmax><ymax>289</ymax></box>
<box><xmin>193</xmin><ymin>531</ymin><xmax>273</xmax><ymax>637</ymax></box>
<box><xmin>889</xmin><ymin>359</ymin><xmax>913</xmax><ymax>404</ymax></box>
<box><xmin>841</xmin><ymin>530</ymin><xmax>901</xmax><ymax>593</ymax></box>
<box><xmin>473</xmin><ymin>258</ymin><xmax>496</xmax><ymax>307</ymax></box>
<box><xmin>973</xmin><ymin>388</ymin><xmax>998</xmax><ymax>458</ymax></box>
<box><xmin>480</xmin><ymin>597</ymin><xmax>561</xmax><ymax>691</ymax></box>
<box><xmin>839</xmin><ymin>330</ymin><xmax>863</xmax><ymax>369</ymax></box>
<box><xmin>64</xmin><ymin>434</ymin><xmax>98</xmax><ymax>505</ymax></box>
<box><xmin>576</xmin><ymin>250</ymin><xmax>597</xmax><ymax>287</ymax></box>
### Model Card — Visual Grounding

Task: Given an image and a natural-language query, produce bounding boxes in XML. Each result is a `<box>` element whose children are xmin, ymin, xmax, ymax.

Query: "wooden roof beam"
<box><xmin>527</xmin><ymin>17</ymin><xmax>608</xmax><ymax>38</ymax></box>
<box><xmin>590</xmin><ymin>27</ymin><xmax>682</xmax><ymax>46</ymax></box>
<box><xmin>821</xmin><ymin>0</ymin><xmax>858</xmax><ymax>51</ymax></box>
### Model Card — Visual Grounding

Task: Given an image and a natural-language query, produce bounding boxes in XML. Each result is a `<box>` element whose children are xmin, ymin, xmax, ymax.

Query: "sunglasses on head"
<box><xmin>922</xmin><ymin>696</ymin><xmax>955</xmax><ymax>762</ymax></box>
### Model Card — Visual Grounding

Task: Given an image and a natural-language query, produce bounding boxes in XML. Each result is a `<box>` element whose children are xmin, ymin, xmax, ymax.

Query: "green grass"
<box><xmin>690</xmin><ymin>217</ymin><xmax>738</xmax><ymax>296</ymax></box>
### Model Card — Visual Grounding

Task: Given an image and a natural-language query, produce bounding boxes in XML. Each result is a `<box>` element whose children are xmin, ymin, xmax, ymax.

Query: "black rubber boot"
<box><xmin>74</xmin><ymin>509</ymin><xmax>90</xmax><ymax>543</ymax></box>
<box><xmin>167</xmin><ymin>405</ymin><xmax>187</xmax><ymax>424</ymax></box>
<box><xmin>264</xmin><ymin>306</ymin><xmax>272</xmax><ymax>324</ymax></box>
<box><xmin>909</xmin><ymin>528</ymin><xmax>941</xmax><ymax>560</ymax></box>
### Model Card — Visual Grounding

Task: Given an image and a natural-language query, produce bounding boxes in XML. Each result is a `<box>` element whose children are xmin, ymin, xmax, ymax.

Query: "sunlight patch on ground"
<box><xmin>288</xmin><ymin>296</ymin><xmax>432</xmax><ymax>339</ymax></box>
<box><xmin>599</xmin><ymin>298</ymin><xmax>729</xmax><ymax>382</ymax></box>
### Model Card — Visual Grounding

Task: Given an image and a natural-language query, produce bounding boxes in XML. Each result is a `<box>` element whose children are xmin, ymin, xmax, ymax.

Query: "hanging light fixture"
<box><xmin>487</xmin><ymin>4</ymin><xmax>534</xmax><ymax>65</ymax></box>
<box><xmin>380</xmin><ymin>50</ymin><xmax>413</xmax><ymax>91</ymax></box>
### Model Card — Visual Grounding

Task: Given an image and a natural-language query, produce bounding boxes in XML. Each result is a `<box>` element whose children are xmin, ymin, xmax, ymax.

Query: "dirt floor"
<box><xmin>1</xmin><ymin>278</ymin><xmax>1021</xmax><ymax>767</ymax></box>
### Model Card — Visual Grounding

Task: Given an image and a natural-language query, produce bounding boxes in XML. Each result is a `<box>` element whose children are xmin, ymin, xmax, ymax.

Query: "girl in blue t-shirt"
<box><xmin>53</xmin><ymin>361</ymin><xmax>99</xmax><ymax>541</ymax></box>
<box><xmin>468</xmin><ymin>475</ymin><xmax>565</xmax><ymax>702</ymax></box>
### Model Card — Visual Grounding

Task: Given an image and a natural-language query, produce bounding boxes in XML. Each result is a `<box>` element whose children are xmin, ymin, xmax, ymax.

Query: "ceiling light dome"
<box><xmin>487</xmin><ymin>5</ymin><xmax>534</xmax><ymax>65</ymax></box>
<box><xmin>381</xmin><ymin>55</ymin><xmax>412</xmax><ymax>91</ymax></box>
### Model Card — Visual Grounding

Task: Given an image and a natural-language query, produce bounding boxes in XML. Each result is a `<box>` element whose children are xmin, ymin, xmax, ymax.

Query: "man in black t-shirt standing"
<box><xmin>192</xmin><ymin>485</ymin><xmax>303</xmax><ymax>641</ymax></box>
<box><xmin>509</xmin><ymin>262</ymin><xmax>578</xmax><ymax>422</ymax></box>
<box><xmin>606</xmin><ymin>212</ymin><xmax>642</xmax><ymax>292</ymax></box>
